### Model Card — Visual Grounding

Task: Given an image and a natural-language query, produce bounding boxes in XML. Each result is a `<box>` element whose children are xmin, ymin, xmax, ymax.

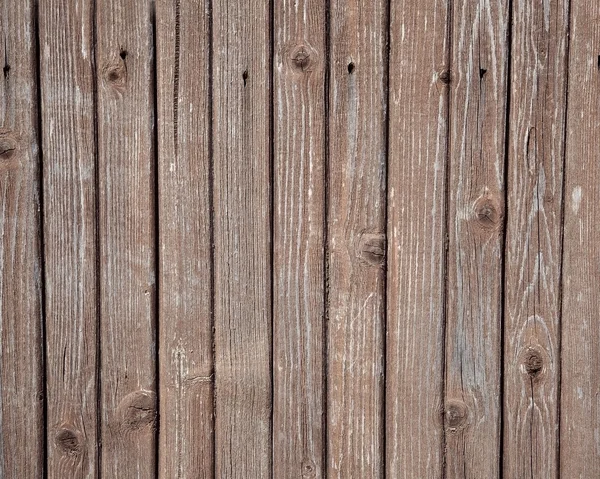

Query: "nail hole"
<box><xmin>347</xmin><ymin>62</ymin><xmax>355</xmax><ymax>74</ymax></box>
<box><xmin>3</xmin><ymin>64</ymin><xmax>9</xmax><ymax>79</ymax></box>
<box><xmin>597</xmin><ymin>55</ymin><xmax>600</xmax><ymax>71</ymax></box>
<box><xmin>120</xmin><ymin>49</ymin><xmax>127</xmax><ymax>60</ymax></box>
<box><xmin>479</xmin><ymin>68</ymin><xmax>487</xmax><ymax>79</ymax></box>
<box><xmin>242</xmin><ymin>69</ymin><xmax>248</xmax><ymax>86</ymax></box>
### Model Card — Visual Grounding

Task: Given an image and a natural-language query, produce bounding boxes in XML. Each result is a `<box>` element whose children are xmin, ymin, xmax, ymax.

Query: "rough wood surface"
<box><xmin>39</xmin><ymin>0</ymin><xmax>99</xmax><ymax>476</ymax></box>
<box><xmin>96</xmin><ymin>0</ymin><xmax>157</xmax><ymax>475</ymax></box>
<box><xmin>327</xmin><ymin>0</ymin><xmax>387</xmax><ymax>477</ymax></box>
<box><xmin>385</xmin><ymin>0</ymin><xmax>449</xmax><ymax>477</ymax></box>
<box><xmin>212</xmin><ymin>0</ymin><xmax>272</xmax><ymax>476</ymax></box>
<box><xmin>444</xmin><ymin>0</ymin><xmax>509</xmax><ymax>475</ymax></box>
<box><xmin>156</xmin><ymin>0</ymin><xmax>214</xmax><ymax>476</ymax></box>
<box><xmin>560</xmin><ymin>1</ymin><xmax>600</xmax><ymax>476</ymax></box>
<box><xmin>0</xmin><ymin>1</ymin><xmax>44</xmax><ymax>476</ymax></box>
<box><xmin>272</xmin><ymin>0</ymin><xmax>325</xmax><ymax>477</ymax></box>
<box><xmin>503</xmin><ymin>0</ymin><xmax>568</xmax><ymax>476</ymax></box>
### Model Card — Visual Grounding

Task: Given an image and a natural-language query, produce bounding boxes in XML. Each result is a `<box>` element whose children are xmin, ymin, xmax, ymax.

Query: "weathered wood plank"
<box><xmin>96</xmin><ymin>0</ymin><xmax>157</xmax><ymax>475</ymax></box>
<box><xmin>212</xmin><ymin>0</ymin><xmax>272</xmax><ymax>476</ymax></box>
<box><xmin>503</xmin><ymin>0</ymin><xmax>568</xmax><ymax>476</ymax></box>
<box><xmin>0</xmin><ymin>1</ymin><xmax>44</xmax><ymax>476</ymax></box>
<box><xmin>385</xmin><ymin>0</ymin><xmax>449</xmax><ymax>476</ymax></box>
<box><xmin>272</xmin><ymin>0</ymin><xmax>325</xmax><ymax>477</ymax></box>
<box><xmin>156</xmin><ymin>0</ymin><xmax>214</xmax><ymax>476</ymax></box>
<box><xmin>445</xmin><ymin>0</ymin><xmax>509</xmax><ymax>476</ymax></box>
<box><xmin>39</xmin><ymin>0</ymin><xmax>98</xmax><ymax>476</ymax></box>
<box><xmin>327</xmin><ymin>0</ymin><xmax>387</xmax><ymax>476</ymax></box>
<box><xmin>560</xmin><ymin>2</ymin><xmax>600</xmax><ymax>476</ymax></box>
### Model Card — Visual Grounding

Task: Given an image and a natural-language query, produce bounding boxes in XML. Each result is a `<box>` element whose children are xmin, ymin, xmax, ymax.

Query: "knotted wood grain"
<box><xmin>503</xmin><ymin>0</ymin><xmax>568</xmax><ymax>476</ymax></box>
<box><xmin>327</xmin><ymin>0</ymin><xmax>387</xmax><ymax>477</ymax></box>
<box><xmin>39</xmin><ymin>0</ymin><xmax>99</xmax><ymax>476</ymax></box>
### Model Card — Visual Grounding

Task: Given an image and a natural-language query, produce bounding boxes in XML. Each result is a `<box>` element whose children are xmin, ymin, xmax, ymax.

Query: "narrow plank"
<box><xmin>39</xmin><ymin>0</ymin><xmax>98</xmax><ymax>476</ymax></box>
<box><xmin>0</xmin><ymin>1</ymin><xmax>44</xmax><ymax>476</ymax></box>
<box><xmin>272</xmin><ymin>0</ymin><xmax>325</xmax><ymax>477</ymax></box>
<box><xmin>96</xmin><ymin>0</ymin><xmax>157</xmax><ymax>476</ymax></box>
<box><xmin>503</xmin><ymin>0</ymin><xmax>568</xmax><ymax>476</ymax></box>
<box><xmin>385</xmin><ymin>0</ymin><xmax>449</xmax><ymax>476</ymax></box>
<box><xmin>560</xmin><ymin>2</ymin><xmax>600</xmax><ymax>476</ymax></box>
<box><xmin>327</xmin><ymin>0</ymin><xmax>387</xmax><ymax>476</ymax></box>
<box><xmin>445</xmin><ymin>0</ymin><xmax>510</xmax><ymax>475</ymax></box>
<box><xmin>212</xmin><ymin>0</ymin><xmax>272</xmax><ymax>476</ymax></box>
<box><xmin>156</xmin><ymin>0</ymin><xmax>214</xmax><ymax>476</ymax></box>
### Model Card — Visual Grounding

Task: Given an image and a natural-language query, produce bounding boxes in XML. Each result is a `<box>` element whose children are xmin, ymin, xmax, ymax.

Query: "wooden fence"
<box><xmin>0</xmin><ymin>0</ymin><xmax>598</xmax><ymax>477</ymax></box>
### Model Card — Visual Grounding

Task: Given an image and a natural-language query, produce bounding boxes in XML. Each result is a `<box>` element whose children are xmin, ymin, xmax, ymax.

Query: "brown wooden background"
<box><xmin>1</xmin><ymin>0</ymin><xmax>598</xmax><ymax>477</ymax></box>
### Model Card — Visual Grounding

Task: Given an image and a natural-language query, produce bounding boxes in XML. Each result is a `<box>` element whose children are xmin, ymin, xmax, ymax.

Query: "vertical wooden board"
<box><xmin>561</xmin><ymin>3</ymin><xmax>600</xmax><ymax>477</ymax></box>
<box><xmin>96</xmin><ymin>0</ymin><xmax>157</xmax><ymax>476</ymax></box>
<box><xmin>40</xmin><ymin>0</ymin><xmax>99</xmax><ymax>476</ymax></box>
<box><xmin>503</xmin><ymin>0</ymin><xmax>568</xmax><ymax>476</ymax></box>
<box><xmin>39</xmin><ymin>0</ymin><xmax>98</xmax><ymax>476</ymax></box>
<box><xmin>385</xmin><ymin>0</ymin><xmax>449</xmax><ymax>477</ymax></box>
<box><xmin>0</xmin><ymin>1</ymin><xmax>44</xmax><ymax>476</ymax></box>
<box><xmin>272</xmin><ymin>0</ymin><xmax>325</xmax><ymax>477</ymax></box>
<box><xmin>327</xmin><ymin>0</ymin><xmax>387</xmax><ymax>477</ymax></box>
<box><xmin>212</xmin><ymin>0</ymin><xmax>271</xmax><ymax>476</ymax></box>
<box><xmin>156</xmin><ymin>0</ymin><xmax>214</xmax><ymax>476</ymax></box>
<box><xmin>445</xmin><ymin>0</ymin><xmax>509</xmax><ymax>476</ymax></box>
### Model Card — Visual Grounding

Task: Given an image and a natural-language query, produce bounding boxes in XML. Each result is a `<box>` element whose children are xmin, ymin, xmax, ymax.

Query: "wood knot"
<box><xmin>445</xmin><ymin>400</ymin><xmax>468</xmax><ymax>432</ymax></box>
<box><xmin>55</xmin><ymin>427</ymin><xmax>81</xmax><ymax>456</ymax></box>
<box><xmin>358</xmin><ymin>232</ymin><xmax>386</xmax><ymax>267</ymax></box>
<box><xmin>0</xmin><ymin>130</ymin><xmax>19</xmax><ymax>169</ymax></box>
<box><xmin>438</xmin><ymin>70</ymin><xmax>451</xmax><ymax>84</ymax></box>
<box><xmin>103</xmin><ymin>58</ymin><xmax>127</xmax><ymax>91</ymax></box>
<box><xmin>521</xmin><ymin>346</ymin><xmax>545</xmax><ymax>380</ymax></box>
<box><xmin>301</xmin><ymin>458</ymin><xmax>317</xmax><ymax>477</ymax></box>
<box><xmin>473</xmin><ymin>193</ymin><xmax>503</xmax><ymax>232</ymax></box>
<box><xmin>117</xmin><ymin>390</ymin><xmax>156</xmax><ymax>432</ymax></box>
<box><xmin>285</xmin><ymin>43</ymin><xmax>318</xmax><ymax>75</ymax></box>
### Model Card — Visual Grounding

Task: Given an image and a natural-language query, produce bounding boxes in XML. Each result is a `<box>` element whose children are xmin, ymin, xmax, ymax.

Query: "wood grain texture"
<box><xmin>560</xmin><ymin>2</ymin><xmax>600</xmax><ymax>476</ymax></box>
<box><xmin>0</xmin><ymin>1</ymin><xmax>44</xmax><ymax>476</ymax></box>
<box><xmin>385</xmin><ymin>0</ymin><xmax>449</xmax><ymax>476</ymax></box>
<box><xmin>445</xmin><ymin>0</ymin><xmax>509</xmax><ymax>475</ymax></box>
<box><xmin>272</xmin><ymin>0</ymin><xmax>325</xmax><ymax>477</ymax></box>
<box><xmin>156</xmin><ymin>0</ymin><xmax>214</xmax><ymax>476</ymax></box>
<box><xmin>503</xmin><ymin>0</ymin><xmax>568</xmax><ymax>476</ymax></box>
<box><xmin>327</xmin><ymin>0</ymin><xmax>387</xmax><ymax>477</ymax></box>
<box><xmin>212</xmin><ymin>0</ymin><xmax>272</xmax><ymax>476</ymax></box>
<box><xmin>39</xmin><ymin>0</ymin><xmax>98</xmax><ymax>476</ymax></box>
<box><xmin>96</xmin><ymin>0</ymin><xmax>157</xmax><ymax>476</ymax></box>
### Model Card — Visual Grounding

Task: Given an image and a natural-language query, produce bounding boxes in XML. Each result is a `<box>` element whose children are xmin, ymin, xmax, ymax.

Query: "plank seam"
<box><xmin>151</xmin><ymin>4</ymin><xmax>160</xmax><ymax>477</ymax></box>
<box><xmin>323</xmin><ymin>0</ymin><xmax>331</xmax><ymax>475</ymax></box>
<box><xmin>91</xmin><ymin>0</ymin><xmax>102</xmax><ymax>475</ymax></box>
<box><xmin>382</xmin><ymin>0</ymin><xmax>392</xmax><ymax>476</ymax></box>
<box><xmin>34</xmin><ymin>1</ymin><xmax>48</xmax><ymax>476</ymax></box>
<box><xmin>499</xmin><ymin>0</ymin><xmax>514</xmax><ymax>476</ymax></box>
<box><xmin>441</xmin><ymin>0</ymin><xmax>454</xmax><ymax>476</ymax></box>
<box><xmin>268</xmin><ymin>0</ymin><xmax>274</xmax><ymax>475</ymax></box>
<box><xmin>207</xmin><ymin>0</ymin><xmax>217</xmax><ymax>475</ymax></box>
<box><xmin>556</xmin><ymin>0</ymin><xmax>574</xmax><ymax>475</ymax></box>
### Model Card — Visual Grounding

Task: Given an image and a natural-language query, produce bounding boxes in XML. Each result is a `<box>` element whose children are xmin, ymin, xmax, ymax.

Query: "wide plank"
<box><xmin>503</xmin><ymin>0</ymin><xmax>568</xmax><ymax>476</ymax></box>
<box><xmin>560</xmin><ymin>1</ymin><xmax>600</xmax><ymax>476</ymax></box>
<box><xmin>212</xmin><ymin>0</ymin><xmax>272</xmax><ymax>476</ymax></box>
<box><xmin>156</xmin><ymin>0</ymin><xmax>214</xmax><ymax>476</ymax></box>
<box><xmin>96</xmin><ymin>0</ymin><xmax>157</xmax><ymax>475</ymax></box>
<box><xmin>272</xmin><ymin>0</ymin><xmax>326</xmax><ymax>477</ymax></box>
<box><xmin>385</xmin><ymin>0</ymin><xmax>450</xmax><ymax>477</ymax></box>
<box><xmin>327</xmin><ymin>0</ymin><xmax>387</xmax><ymax>476</ymax></box>
<box><xmin>0</xmin><ymin>0</ymin><xmax>44</xmax><ymax>476</ymax></box>
<box><xmin>39</xmin><ymin>0</ymin><xmax>99</xmax><ymax>476</ymax></box>
<box><xmin>445</xmin><ymin>0</ymin><xmax>509</xmax><ymax>475</ymax></box>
